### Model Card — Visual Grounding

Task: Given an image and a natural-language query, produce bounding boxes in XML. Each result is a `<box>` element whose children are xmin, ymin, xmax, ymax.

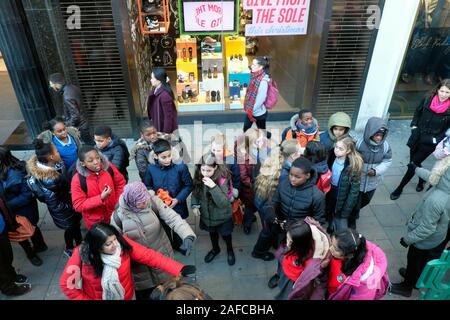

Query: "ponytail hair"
<box><xmin>336</xmin><ymin>136</ymin><xmax>363</xmax><ymax>179</ymax></box>
<box><xmin>152</xmin><ymin>67</ymin><xmax>175</xmax><ymax>100</ymax></box>
<box><xmin>254</xmin><ymin>56</ymin><xmax>270</xmax><ymax>74</ymax></box>
<box><xmin>332</xmin><ymin>229</ymin><xmax>367</xmax><ymax>276</ymax></box>
<box><xmin>32</xmin><ymin>138</ymin><xmax>54</xmax><ymax>164</ymax></box>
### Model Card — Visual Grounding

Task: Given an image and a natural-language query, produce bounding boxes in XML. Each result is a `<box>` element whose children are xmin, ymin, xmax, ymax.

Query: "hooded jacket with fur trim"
<box><xmin>71</xmin><ymin>152</ymin><xmax>126</xmax><ymax>230</ymax></box>
<box><xmin>27</xmin><ymin>156</ymin><xmax>80</xmax><ymax>230</ymax></box>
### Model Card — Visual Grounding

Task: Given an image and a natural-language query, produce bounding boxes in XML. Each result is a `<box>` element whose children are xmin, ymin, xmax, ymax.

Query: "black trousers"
<box><xmin>395</xmin><ymin>143</ymin><xmax>437</xmax><ymax>191</ymax></box>
<box><xmin>64</xmin><ymin>224</ymin><xmax>83</xmax><ymax>250</ymax></box>
<box><xmin>18</xmin><ymin>226</ymin><xmax>46</xmax><ymax>257</ymax></box>
<box><xmin>404</xmin><ymin>241</ymin><xmax>447</xmax><ymax>287</ymax></box>
<box><xmin>0</xmin><ymin>230</ymin><xmax>17</xmax><ymax>294</ymax></box>
<box><xmin>252</xmin><ymin>221</ymin><xmax>282</xmax><ymax>254</ymax></box>
<box><xmin>359</xmin><ymin>190</ymin><xmax>376</xmax><ymax>210</ymax></box>
<box><xmin>243</xmin><ymin>112</ymin><xmax>271</xmax><ymax>138</ymax></box>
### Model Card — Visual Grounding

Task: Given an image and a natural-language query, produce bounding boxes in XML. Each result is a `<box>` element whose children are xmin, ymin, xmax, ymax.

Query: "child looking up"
<box><xmin>283</xmin><ymin>109</ymin><xmax>320</xmax><ymax>148</ymax></box>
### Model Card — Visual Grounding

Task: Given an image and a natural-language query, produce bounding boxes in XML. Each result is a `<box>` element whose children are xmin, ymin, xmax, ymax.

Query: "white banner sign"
<box><xmin>244</xmin><ymin>0</ymin><xmax>311</xmax><ymax>36</ymax></box>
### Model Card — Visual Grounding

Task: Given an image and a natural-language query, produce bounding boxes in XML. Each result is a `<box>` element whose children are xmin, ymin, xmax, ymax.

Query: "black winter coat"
<box><xmin>0</xmin><ymin>165</ymin><xmax>39</xmax><ymax>225</ymax></box>
<box><xmin>328</xmin><ymin>154</ymin><xmax>361</xmax><ymax>219</ymax></box>
<box><xmin>410</xmin><ymin>96</ymin><xmax>450</xmax><ymax>148</ymax></box>
<box><xmin>60</xmin><ymin>84</ymin><xmax>89</xmax><ymax>130</ymax></box>
<box><xmin>272</xmin><ymin>171</ymin><xmax>326</xmax><ymax>225</ymax></box>
<box><xmin>26</xmin><ymin>156</ymin><xmax>80</xmax><ymax>230</ymax></box>
<box><xmin>95</xmin><ymin>135</ymin><xmax>130</xmax><ymax>180</ymax></box>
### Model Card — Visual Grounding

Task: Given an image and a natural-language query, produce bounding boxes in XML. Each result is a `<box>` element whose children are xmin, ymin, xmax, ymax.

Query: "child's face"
<box><xmin>102</xmin><ymin>235</ymin><xmax>118</xmax><ymax>255</ymax></box>
<box><xmin>334</xmin><ymin>141</ymin><xmax>349</xmax><ymax>159</ymax></box>
<box><xmin>329</xmin><ymin>237</ymin><xmax>345</xmax><ymax>260</ymax></box>
<box><xmin>371</xmin><ymin>133</ymin><xmax>384</xmax><ymax>144</ymax></box>
<box><xmin>332</xmin><ymin>126</ymin><xmax>347</xmax><ymax>139</ymax></box>
<box><xmin>49</xmin><ymin>144</ymin><xmax>62</xmax><ymax>163</ymax></box>
<box><xmin>211</xmin><ymin>142</ymin><xmax>224</xmax><ymax>160</ymax></box>
<box><xmin>81</xmin><ymin>150</ymin><xmax>102</xmax><ymax>172</ymax></box>
<box><xmin>52</xmin><ymin>122</ymin><xmax>68</xmax><ymax>141</ymax></box>
<box><xmin>155</xmin><ymin>150</ymin><xmax>172</xmax><ymax>167</ymax></box>
<box><xmin>300</xmin><ymin>112</ymin><xmax>313</xmax><ymax>127</ymax></box>
<box><xmin>141</xmin><ymin>128</ymin><xmax>158</xmax><ymax>143</ymax></box>
<box><xmin>94</xmin><ymin>135</ymin><xmax>111</xmax><ymax>150</ymax></box>
<box><xmin>200</xmin><ymin>165</ymin><xmax>216</xmax><ymax>178</ymax></box>
<box><xmin>289</xmin><ymin>167</ymin><xmax>310</xmax><ymax>187</ymax></box>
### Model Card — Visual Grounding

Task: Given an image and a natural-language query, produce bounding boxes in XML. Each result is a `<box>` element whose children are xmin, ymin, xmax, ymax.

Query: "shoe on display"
<box><xmin>206</xmin><ymin>91</ymin><xmax>211</xmax><ymax>102</ymax></box>
<box><xmin>188</xmin><ymin>47</ymin><xmax>193</xmax><ymax>62</ymax></box>
<box><xmin>203</xmin><ymin>36</ymin><xmax>217</xmax><ymax>43</ymax></box>
<box><xmin>207</xmin><ymin>68</ymin><xmax>212</xmax><ymax>79</ymax></box>
<box><xmin>211</xmin><ymin>91</ymin><xmax>216</xmax><ymax>102</ymax></box>
<box><xmin>182</xmin><ymin>47</ymin><xmax>187</xmax><ymax>62</ymax></box>
<box><xmin>216</xmin><ymin>91</ymin><xmax>221</xmax><ymax>102</ymax></box>
<box><xmin>213</xmin><ymin>65</ymin><xmax>218</xmax><ymax>78</ymax></box>
<box><xmin>177</xmin><ymin>95</ymin><xmax>183</xmax><ymax>103</ymax></box>
<box><xmin>238</xmin><ymin>54</ymin><xmax>243</xmax><ymax>61</ymax></box>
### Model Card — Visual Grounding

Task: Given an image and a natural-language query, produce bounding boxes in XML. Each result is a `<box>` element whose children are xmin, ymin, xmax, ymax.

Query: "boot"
<box><xmin>204</xmin><ymin>249</ymin><xmax>220</xmax><ymax>263</ymax></box>
<box><xmin>390</xmin><ymin>282</ymin><xmax>413</xmax><ymax>297</ymax></box>
<box><xmin>390</xmin><ymin>187</ymin><xmax>403</xmax><ymax>200</ymax></box>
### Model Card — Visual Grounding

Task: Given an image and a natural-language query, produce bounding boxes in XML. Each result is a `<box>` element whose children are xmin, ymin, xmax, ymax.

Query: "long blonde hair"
<box><xmin>255</xmin><ymin>140</ymin><xmax>302</xmax><ymax>201</ymax></box>
<box><xmin>336</xmin><ymin>136</ymin><xmax>363</xmax><ymax>179</ymax></box>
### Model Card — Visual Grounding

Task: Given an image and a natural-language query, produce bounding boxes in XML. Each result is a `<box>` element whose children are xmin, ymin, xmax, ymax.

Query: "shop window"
<box><xmin>389</xmin><ymin>0</ymin><xmax>450</xmax><ymax>118</ymax></box>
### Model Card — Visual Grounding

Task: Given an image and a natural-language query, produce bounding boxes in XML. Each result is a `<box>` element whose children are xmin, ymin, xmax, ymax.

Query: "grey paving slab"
<box><xmin>371</xmin><ymin>204</ymin><xmax>408</xmax><ymax>227</ymax></box>
<box><xmin>356</xmin><ymin>216</ymin><xmax>390</xmax><ymax>241</ymax></box>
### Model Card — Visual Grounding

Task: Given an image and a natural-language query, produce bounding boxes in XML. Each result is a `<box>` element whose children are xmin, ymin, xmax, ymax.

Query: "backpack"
<box><xmin>263</xmin><ymin>78</ymin><xmax>279</xmax><ymax>110</ymax></box>
<box><xmin>26</xmin><ymin>176</ymin><xmax>46</xmax><ymax>202</ymax></box>
<box><xmin>78</xmin><ymin>166</ymin><xmax>115</xmax><ymax>195</ymax></box>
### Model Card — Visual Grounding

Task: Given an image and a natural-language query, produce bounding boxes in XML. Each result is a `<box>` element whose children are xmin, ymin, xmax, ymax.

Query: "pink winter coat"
<box><xmin>328</xmin><ymin>241</ymin><xmax>389</xmax><ymax>300</ymax></box>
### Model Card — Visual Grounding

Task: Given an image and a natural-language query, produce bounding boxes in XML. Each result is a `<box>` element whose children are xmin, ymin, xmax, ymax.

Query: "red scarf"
<box><xmin>244</xmin><ymin>69</ymin><xmax>265</xmax><ymax>122</ymax></box>
<box><xmin>430</xmin><ymin>95</ymin><xmax>450</xmax><ymax>114</ymax></box>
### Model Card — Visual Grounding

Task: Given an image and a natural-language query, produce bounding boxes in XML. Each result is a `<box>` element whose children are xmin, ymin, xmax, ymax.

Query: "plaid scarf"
<box><xmin>244</xmin><ymin>69</ymin><xmax>265</xmax><ymax>122</ymax></box>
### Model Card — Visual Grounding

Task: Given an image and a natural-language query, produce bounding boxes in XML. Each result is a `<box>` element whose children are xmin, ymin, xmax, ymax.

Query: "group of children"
<box><xmin>0</xmin><ymin>108</ymin><xmax>394</xmax><ymax>300</ymax></box>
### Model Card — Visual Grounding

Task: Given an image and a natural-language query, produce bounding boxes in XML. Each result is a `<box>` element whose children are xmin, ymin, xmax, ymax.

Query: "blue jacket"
<box><xmin>144</xmin><ymin>161</ymin><xmax>193</xmax><ymax>219</ymax></box>
<box><xmin>1</xmin><ymin>166</ymin><xmax>39</xmax><ymax>225</ymax></box>
<box><xmin>319</xmin><ymin>132</ymin><xmax>334</xmax><ymax>151</ymax></box>
<box><xmin>0</xmin><ymin>211</ymin><xmax>5</xmax><ymax>234</ymax></box>
<box><xmin>26</xmin><ymin>156</ymin><xmax>80</xmax><ymax>230</ymax></box>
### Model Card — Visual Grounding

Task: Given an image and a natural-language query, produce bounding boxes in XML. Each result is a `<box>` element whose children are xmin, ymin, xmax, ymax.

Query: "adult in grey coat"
<box><xmin>111</xmin><ymin>182</ymin><xmax>196</xmax><ymax>300</ymax></box>
<box><xmin>391</xmin><ymin>157</ymin><xmax>450</xmax><ymax>297</ymax></box>
<box><xmin>49</xmin><ymin>73</ymin><xmax>93</xmax><ymax>145</ymax></box>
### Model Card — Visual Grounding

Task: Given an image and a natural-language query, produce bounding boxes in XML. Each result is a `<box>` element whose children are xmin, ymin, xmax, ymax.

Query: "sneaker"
<box><xmin>3</xmin><ymin>283</ymin><xmax>32</xmax><ymax>296</ymax></box>
<box><xmin>15</xmin><ymin>274</ymin><xmax>28</xmax><ymax>284</ymax></box>
<box><xmin>63</xmin><ymin>249</ymin><xmax>74</xmax><ymax>258</ymax></box>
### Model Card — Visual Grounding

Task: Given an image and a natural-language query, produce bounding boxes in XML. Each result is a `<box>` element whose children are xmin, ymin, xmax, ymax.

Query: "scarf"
<box><xmin>101</xmin><ymin>242</ymin><xmax>125</xmax><ymax>300</ymax></box>
<box><xmin>430</xmin><ymin>95</ymin><xmax>450</xmax><ymax>114</ymax></box>
<box><xmin>244</xmin><ymin>69</ymin><xmax>265</xmax><ymax>122</ymax></box>
<box><xmin>296</xmin><ymin>118</ymin><xmax>319</xmax><ymax>135</ymax></box>
<box><xmin>122</xmin><ymin>181</ymin><xmax>151</xmax><ymax>213</ymax></box>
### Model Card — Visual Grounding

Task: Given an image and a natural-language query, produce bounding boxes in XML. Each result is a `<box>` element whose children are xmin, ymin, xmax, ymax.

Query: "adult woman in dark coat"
<box><xmin>0</xmin><ymin>147</ymin><xmax>47</xmax><ymax>266</ymax></box>
<box><xmin>391</xmin><ymin>79</ymin><xmax>450</xmax><ymax>200</ymax></box>
<box><xmin>147</xmin><ymin>68</ymin><xmax>178</xmax><ymax>134</ymax></box>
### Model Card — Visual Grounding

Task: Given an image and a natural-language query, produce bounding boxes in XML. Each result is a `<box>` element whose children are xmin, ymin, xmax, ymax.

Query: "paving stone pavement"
<box><xmin>3</xmin><ymin>119</ymin><xmax>442</xmax><ymax>300</ymax></box>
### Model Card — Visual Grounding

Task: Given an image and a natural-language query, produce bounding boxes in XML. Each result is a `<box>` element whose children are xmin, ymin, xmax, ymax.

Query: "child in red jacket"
<box><xmin>60</xmin><ymin>223</ymin><xmax>195</xmax><ymax>300</ymax></box>
<box><xmin>71</xmin><ymin>146</ymin><xmax>126</xmax><ymax>230</ymax></box>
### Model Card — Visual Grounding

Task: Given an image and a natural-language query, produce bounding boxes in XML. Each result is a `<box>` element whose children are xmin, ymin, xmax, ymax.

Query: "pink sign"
<box><xmin>183</xmin><ymin>1</ymin><xmax>235</xmax><ymax>32</ymax></box>
<box><xmin>244</xmin><ymin>0</ymin><xmax>311</xmax><ymax>36</ymax></box>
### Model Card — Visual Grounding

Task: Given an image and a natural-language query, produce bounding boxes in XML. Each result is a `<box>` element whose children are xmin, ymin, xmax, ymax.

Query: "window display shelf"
<box><xmin>177</xmin><ymin>95</ymin><xmax>225</xmax><ymax>112</ymax></box>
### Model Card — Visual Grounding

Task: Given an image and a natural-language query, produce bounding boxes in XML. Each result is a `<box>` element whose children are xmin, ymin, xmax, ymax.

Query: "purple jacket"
<box><xmin>278</xmin><ymin>217</ymin><xmax>331</xmax><ymax>300</ymax></box>
<box><xmin>328</xmin><ymin>241</ymin><xmax>389</xmax><ymax>300</ymax></box>
<box><xmin>147</xmin><ymin>88</ymin><xmax>178</xmax><ymax>134</ymax></box>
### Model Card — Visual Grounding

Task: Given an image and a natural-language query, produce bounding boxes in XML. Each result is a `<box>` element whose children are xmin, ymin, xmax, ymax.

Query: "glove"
<box><xmin>179</xmin><ymin>236</ymin><xmax>195</xmax><ymax>256</ymax></box>
<box><xmin>400</xmin><ymin>237</ymin><xmax>409</xmax><ymax>248</ymax></box>
<box><xmin>180</xmin><ymin>265</ymin><xmax>196</xmax><ymax>277</ymax></box>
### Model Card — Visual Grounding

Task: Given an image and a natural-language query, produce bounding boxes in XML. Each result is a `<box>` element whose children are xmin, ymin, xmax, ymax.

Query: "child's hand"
<box><xmin>169</xmin><ymin>198</ymin><xmax>179</xmax><ymax>208</ymax></box>
<box><xmin>367</xmin><ymin>169</ymin><xmax>376</xmax><ymax>177</ymax></box>
<box><xmin>101</xmin><ymin>185</ymin><xmax>112</xmax><ymax>201</ymax></box>
<box><xmin>202</xmin><ymin>177</ymin><xmax>216</xmax><ymax>188</ymax></box>
<box><xmin>192</xmin><ymin>208</ymin><xmax>201</xmax><ymax>216</ymax></box>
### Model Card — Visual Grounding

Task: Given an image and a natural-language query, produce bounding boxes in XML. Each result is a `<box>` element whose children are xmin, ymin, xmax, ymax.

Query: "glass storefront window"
<box><xmin>131</xmin><ymin>0</ymin><xmax>325</xmax><ymax>116</ymax></box>
<box><xmin>389</xmin><ymin>0</ymin><xmax>450</xmax><ymax>118</ymax></box>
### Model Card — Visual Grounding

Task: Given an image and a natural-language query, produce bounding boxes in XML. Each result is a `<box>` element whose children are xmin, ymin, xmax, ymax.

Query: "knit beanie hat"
<box><xmin>122</xmin><ymin>182</ymin><xmax>151</xmax><ymax>213</ymax></box>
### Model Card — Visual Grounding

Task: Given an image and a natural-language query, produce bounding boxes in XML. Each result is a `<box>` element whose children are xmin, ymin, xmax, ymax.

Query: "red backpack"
<box><xmin>264</xmin><ymin>78</ymin><xmax>279</xmax><ymax>110</ymax></box>
<box><xmin>317</xmin><ymin>170</ymin><xmax>332</xmax><ymax>194</ymax></box>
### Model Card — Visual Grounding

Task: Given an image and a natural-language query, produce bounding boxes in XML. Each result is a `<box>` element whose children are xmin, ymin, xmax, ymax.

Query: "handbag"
<box><xmin>406</xmin><ymin>128</ymin><xmax>420</xmax><ymax>149</ymax></box>
<box><xmin>231</xmin><ymin>199</ymin><xmax>244</xmax><ymax>225</ymax></box>
<box><xmin>8</xmin><ymin>215</ymin><xmax>36</xmax><ymax>242</ymax></box>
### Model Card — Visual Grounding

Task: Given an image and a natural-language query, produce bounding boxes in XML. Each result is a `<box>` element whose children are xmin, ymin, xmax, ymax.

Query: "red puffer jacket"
<box><xmin>71</xmin><ymin>155</ymin><xmax>126</xmax><ymax>230</ymax></box>
<box><xmin>60</xmin><ymin>236</ymin><xmax>184</xmax><ymax>300</ymax></box>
